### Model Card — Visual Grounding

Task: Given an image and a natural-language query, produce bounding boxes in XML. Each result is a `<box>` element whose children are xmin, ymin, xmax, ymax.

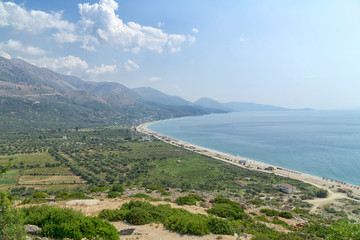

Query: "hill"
<box><xmin>0</xmin><ymin>57</ymin><xmax>209</xmax><ymax>129</ymax></box>
<box><xmin>194</xmin><ymin>97</ymin><xmax>311</xmax><ymax>112</ymax></box>
<box><xmin>133</xmin><ymin>87</ymin><xmax>193</xmax><ymax>106</ymax></box>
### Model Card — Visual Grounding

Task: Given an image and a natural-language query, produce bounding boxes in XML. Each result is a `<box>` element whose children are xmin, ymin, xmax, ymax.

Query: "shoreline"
<box><xmin>137</xmin><ymin>121</ymin><xmax>360</xmax><ymax>198</ymax></box>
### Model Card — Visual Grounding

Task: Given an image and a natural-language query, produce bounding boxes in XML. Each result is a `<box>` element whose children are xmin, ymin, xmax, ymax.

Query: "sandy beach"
<box><xmin>137</xmin><ymin>121</ymin><xmax>360</xmax><ymax>199</ymax></box>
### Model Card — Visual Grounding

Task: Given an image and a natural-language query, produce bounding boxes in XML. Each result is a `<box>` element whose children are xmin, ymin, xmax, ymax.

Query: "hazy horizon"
<box><xmin>1</xmin><ymin>0</ymin><xmax>360</xmax><ymax>110</ymax></box>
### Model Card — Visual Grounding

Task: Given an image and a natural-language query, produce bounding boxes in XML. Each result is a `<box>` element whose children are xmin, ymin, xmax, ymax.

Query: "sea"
<box><xmin>148</xmin><ymin>110</ymin><xmax>360</xmax><ymax>186</ymax></box>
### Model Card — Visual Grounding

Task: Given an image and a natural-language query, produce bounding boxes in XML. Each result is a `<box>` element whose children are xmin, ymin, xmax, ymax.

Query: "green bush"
<box><xmin>31</xmin><ymin>192</ymin><xmax>48</xmax><ymax>199</ymax></box>
<box><xmin>260</xmin><ymin>208</ymin><xmax>279</xmax><ymax>217</ymax></box>
<box><xmin>278</xmin><ymin>211</ymin><xmax>293</xmax><ymax>219</ymax></box>
<box><xmin>207</xmin><ymin>217</ymin><xmax>234</xmax><ymax>235</ymax></box>
<box><xmin>90</xmin><ymin>186</ymin><xmax>108</xmax><ymax>192</ymax></box>
<box><xmin>315</xmin><ymin>189</ymin><xmax>328</xmax><ymax>198</ymax></box>
<box><xmin>111</xmin><ymin>185</ymin><xmax>124</xmax><ymax>193</ymax></box>
<box><xmin>207</xmin><ymin>203</ymin><xmax>249</xmax><ymax>221</ymax></box>
<box><xmin>164</xmin><ymin>213</ymin><xmax>210</xmax><ymax>235</ymax></box>
<box><xmin>99</xmin><ymin>209</ymin><xmax>129</xmax><ymax>221</ymax></box>
<box><xmin>131</xmin><ymin>193</ymin><xmax>160</xmax><ymax>201</ymax></box>
<box><xmin>99</xmin><ymin>200</ymin><xmax>236</xmax><ymax>236</ymax></box>
<box><xmin>293</xmin><ymin>208</ymin><xmax>308</xmax><ymax>214</ymax></box>
<box><xmin>22</xmin><ymin>205</ymin><xmax>118</xmax><ymax>240</ymax></box>
<box><xmin>107</xmin><ymin>191</ymin><xmax>121</xmax><ymax>198</ymax></box>
<box><xmin>0</xmin><ymin>192</ymin><xmax>26</xmax><ymax>240</ymax></box>
<box><xmin>175</xmin><ymin>194</ymin><xmax>202</xmax><ymax>205</ymax></box>
<box><xmin>126</xmin><ymin>207</ymin><xmax>154</xmax><ymax>225</ymax></box>
<box><xmin>55</xmin><ymin>191</ymin><xmax>92</xmax><ymax>200</ymax></box>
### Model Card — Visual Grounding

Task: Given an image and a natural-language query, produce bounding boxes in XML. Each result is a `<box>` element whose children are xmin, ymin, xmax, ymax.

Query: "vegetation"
<box><xmin>22</xmin><ymin>206</ymin><xmax>119</xmax><ymax>240</ymax></box>
<box><xmin>316</xmin><ymin>188</ymin><xmax>328</xmax><ymax>198</ymax></box>
<box><xmin>99</xmin><ymin>200</ymin><xmax>234</xmax><ymax>236</ymax></box>
<box><xmin>0</xmin><ymin>191</ymin><xmax>26</xmax><ymax>240</ymax></box>
<box><xmin>175</xmin><ymin>194</ymin><xmax>203</xmax><ymax>205</ymax></box>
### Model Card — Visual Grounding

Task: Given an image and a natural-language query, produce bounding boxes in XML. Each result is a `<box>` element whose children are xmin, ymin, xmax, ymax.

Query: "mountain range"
<box><xmin>0</xmin><ymin>56</ymin><xmax>310</xmax><ymax>128</ymax></box>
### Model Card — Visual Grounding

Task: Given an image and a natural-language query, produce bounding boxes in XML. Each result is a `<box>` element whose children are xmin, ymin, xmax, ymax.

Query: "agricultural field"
<box><xmin>1</xmin><ymin>127</ymin><xmax>318</xmax><ymax>199</ymax></box>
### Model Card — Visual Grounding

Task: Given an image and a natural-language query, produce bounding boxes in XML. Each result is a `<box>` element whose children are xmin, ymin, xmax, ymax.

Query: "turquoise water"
<box><xmin>148</xmin><ymin>111</ymin><xmax>360</xmax><ymax>186</ymax></box>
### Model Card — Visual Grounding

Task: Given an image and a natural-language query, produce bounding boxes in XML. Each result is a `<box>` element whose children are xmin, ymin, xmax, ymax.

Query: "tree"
<box><xmin>316</xmin><ymin>189</ymin><xmax>328</xmax><ymax>198</ymax></box>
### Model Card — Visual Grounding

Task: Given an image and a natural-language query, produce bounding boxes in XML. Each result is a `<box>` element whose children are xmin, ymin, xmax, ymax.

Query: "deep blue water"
<box><xmin>148</xmin><ymin>111</ymin><xmax>360</xmax><ymax>186</ymax></box>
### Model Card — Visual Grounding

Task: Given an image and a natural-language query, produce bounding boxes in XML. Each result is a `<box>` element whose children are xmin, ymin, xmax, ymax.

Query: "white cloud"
<box><xmin>0</xmin><ymin>50</ymin><xmax>11</xmax><ymax>59</ymax></box>
<box><xmin>67</xmin><ymin>0</ymin><xmax>190</xmax><ymax>52</ymax></box>
<box><xmin>192</xmin><ymin>28</ymin><xmax>199</xmax><ymax>33</ymax></box>
<box><xmin>157</xmin><ymin>22</ymin><xmax>164</xmax><ymax>28</ymax></box>
<box><xmin>24</xmin><ymin>55</ymin><xmax>88</xmax><ymax>75</ymax></box>
<box><xmin>23</xmin><ymin>55</ymin><xmax>117</xmax><ymax>79</ymax></box>
<box><xmin>86</xmin><ymin>64</ymin><xmax>118</xmax><ymax>75</ymax></box>
<box><xmin>0</xmin><ymin>1</ymin><xmax>74</xmax><ymax>33</ymax></box>
<box><xmin>0</xmin><ymin>0</ymin><xmax>194</xmax><ymax>54</ymax></box>
<box><xmin>124</xmin><ymin>60</ymin><xmax>139</xmax><ymax>72</ymax></box>
<box><xmin>0</xmin><ymin>40</ymin><xmax>46</xmax><ymax>56</ymax></box>
<box><xmin>149</xmin><ymin>76</ymin><xmax>161</xmax><ymax>82</ymax></box>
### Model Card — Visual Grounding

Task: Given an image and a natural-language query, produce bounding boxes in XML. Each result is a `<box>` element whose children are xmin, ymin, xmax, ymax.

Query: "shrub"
<box><xmin>90</xmin><ymin>186</ymin><xmax>108</xmax><ymax>192</ymax></box>
<box><xmin>55</xmin><ymin>191</ymin><xmax>92</xmax><ymax>200</ymax></box>
<box><xmin>248</xmin><ymin>198</ymin><xmax>265</xmax><ymax>207</ymax></box>
<box><xmin>207</xmin><ymin>217</ymin><xmax>234</xmax><ymax>235</ymax></box>
<box><xmin>99</xmin><ymin>209</ymin><xmax>128</xmax><ymax>221</ymax></box>
<box><xmin>22</xmin><ymin>206</ymin><xmax>118</xmax><ymax>240</ymax></box>
<box><xmin>31</xmin><ymin>192</ymin><xmax>48</xmax><ymax>199</ymax></box>
<box><xmin>0</xmin><ymin>192</ymin><xmax>26</xmax><ymax>240</ymax></box>
<box><xmin>107</xmin><ymin>191</ymin><xmax>121</xmax><ymax>198</ymax></box>
<box><xmin>164</xmin><ymin>213</ymin><xmax>210</xmax><ymax>235</ymax></box>
<box><xmin>260</xmin><ymin>208</ymin><xmax>279</xmax><ymax>217</ymax></box>
<box><xmin>207</xmin><ymin>203</ymin><xmax>248</xmax><ymax>221</ymax></box>
<box><xmin>126</xmin><ymin>207</ymin><xmax>154</xmax><ymax>225</ymax></box>
<box><xmin>278</xmin><ymin>211</ymin><xmax>293</xmax><ymax>219</ymax></box>
<box><xmin>175</xmin><ymin>194</ymin><xmax>203</xmax><ymax>205</ymax></box>
<box><xmin>293</xmin><ymin>208</ymin><xmax>308</xmax><ymax>214</ymax></box>
<box><xmin>315</xmin><ymin>189</ymin><xmax>328</xmax><ymax>198</ymax></box>
<box><xmin>111</xmin><ymin>185</ymin><xmax>124</xmax><ymax>193</ymax></box>
<box><xmin>131</xmin><ymin>193</ymin><xmax>159</xmax><ymax>201</ymax></box>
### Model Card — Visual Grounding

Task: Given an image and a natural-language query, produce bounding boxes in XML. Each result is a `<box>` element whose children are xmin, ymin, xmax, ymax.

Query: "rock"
<box><xmin>26</xmin><ymin>236</ymin><xmax>32</xmax><ymax>240</ymax></box>
<box><xmin>35</xmin><ymin>237</ymin><xmax>42</xmax><ymax>240</ymax></box>
<box><xmin>25</xmin><ymin>225</ymin><xmax>42</xmax><ymax>235</ymax></box>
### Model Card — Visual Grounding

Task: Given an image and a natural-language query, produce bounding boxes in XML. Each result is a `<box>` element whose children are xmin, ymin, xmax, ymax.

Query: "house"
<box><xmin>234</xmin><ymin>180</ymin><xmax>247</xmax><ymax>187</ymax></box>
<box><xmin>274</xmin><ymin>183</ymin><xmax>296</xmax><ymax>194</ymax></box>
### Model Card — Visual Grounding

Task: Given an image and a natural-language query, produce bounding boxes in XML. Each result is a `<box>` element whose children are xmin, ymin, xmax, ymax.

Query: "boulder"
<box><xmin>25</xmin><ymin>224</ymin><xmax>42</xmax><ymax>235</ymax></box>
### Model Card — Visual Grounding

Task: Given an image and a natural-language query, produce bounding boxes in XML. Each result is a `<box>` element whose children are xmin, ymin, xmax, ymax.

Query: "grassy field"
<box><xmin>0</xmin><ymin>127</ymin><xmax>318</xmax><ymax>198</ymax></box>
<box><xmin>0</xmin><ymin>169</ymin><xmax>19</xmax><ymax>191</ymax></box>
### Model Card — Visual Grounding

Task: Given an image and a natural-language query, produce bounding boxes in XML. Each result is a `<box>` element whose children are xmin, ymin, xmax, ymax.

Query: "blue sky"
<box><xmin>1</xmin><ymin>0</ymin><xmax>360</xmax><ymax>109</ymax></box>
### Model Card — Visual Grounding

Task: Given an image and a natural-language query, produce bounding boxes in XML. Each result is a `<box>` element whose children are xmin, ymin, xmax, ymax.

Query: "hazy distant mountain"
<box><xmin>133</xmin><ymin>87</ymin><xmax>193</xmax><ymax>106</ymax></box>
<box><xmin>194</xmin><ymin>97</ymin><xmax>310</xmax><ymax>112</ymax></box>
<box><xmin>194</xmin><ymin>97</ymin><xmax>232</xmax><ymax>112</ymax></box>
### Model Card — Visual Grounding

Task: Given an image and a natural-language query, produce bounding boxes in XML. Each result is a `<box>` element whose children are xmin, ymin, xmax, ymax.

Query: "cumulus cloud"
<box><xmin>0</xmin><ymin>0</ymin><xmax>194</xmax><ymax>53</ymax></box>
<box><xmin>149</xmin><ymin>76</ymin><xmax>161</xmax><ymax>82</ymax></box>
<box><xmin>86</xmin><ymin>64</ymin><xmax>117</xmax><ymax>75</ymax></box>
<box><xmin>23</xmin><ymin>55</ymin><xmax>117</xmax><ymax>79</ymax></box>
<box><xmin>65</xmin><ymin>0</ymin><xmax>190</xmax><ymax>52</ymax></box>
<box><xmin>0</xmin><ymin>40</ymin><xmax>46</xmax><ymax>56</ymax></box>
<box><xmin>124</xmin><ymin>60</ymin><xmax>139</xmax><ymax>72</ymax></box>
<box><xmin>0</xmin><ymin>1</ymin><xmax>74</xmax><ymax>33</ymax></box>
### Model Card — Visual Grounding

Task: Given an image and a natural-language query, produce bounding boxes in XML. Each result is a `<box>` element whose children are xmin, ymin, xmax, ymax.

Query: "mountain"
<box><xmin>133</xmin><ymin>87</ymin><xmax>193</xmax><ymax>106</ymax></box>
<box><xmin>0</xmin><ymin>56</ymin><xmax>209</xmax><ymax>128</ymax></box>
<box><xmin>194</xmin><ymin>97</ymin><xmax>232</xmax><ymax>112</ymax></box>
<box><xmin>194</xmin><ymin>97</ymin><xmax>310</xmax><ymax>112</ymax></box>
